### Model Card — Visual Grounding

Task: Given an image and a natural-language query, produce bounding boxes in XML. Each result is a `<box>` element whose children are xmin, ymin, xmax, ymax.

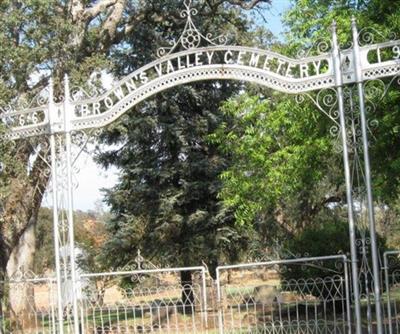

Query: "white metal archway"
<box><xmin>1</xmin><ymin>1</ymin><xmax>400</xmax><ymax>332</ymax></box>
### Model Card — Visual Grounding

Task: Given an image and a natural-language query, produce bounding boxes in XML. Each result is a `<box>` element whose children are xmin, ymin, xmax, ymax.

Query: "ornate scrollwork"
<box><xmin>0</xmin><ymin>89</ymin><xmax>49</xmax><ymax>131</ymax></box>
<box><xmin>357</xmin><ymin>27</ymin><xmax>397</xmax><ymax>46</ymax></box>
<box><xmin>296</xmin><ymin>88</ymin><xmax>339</xmax><ymax>126</ymax></box>
<box><xmin>100</xmin><ymin>250</ymin><xmax>162</xmax><ymax>284</ymax></box>
<box><xmin>296</xmin><ymin>38</ymin><xmax>332</xmax><ymax>59</ymax></box>
<box><xmin>8</xmin><ymin>269</ymin><xmax>42</xmax><ymax>282</ymax></box>
<box><xmin>296</xmin><ymin>88</ymin><xmax>341</xmax><ymax>151</ymax></box>
<box><xmin>364</xmin><ymin>75</ymin><xmax>400</xmax><ymax>102</ymax></box>
<box><xmin>356</xmin><ymin>236</ymin><xmax>372</xmax><ymax>255</ymax></box>
<box><xmin>29</xmin><ymin>137</ymin><xmax>52</xmax><ymax>187</ymax></box>
<box><xmin>156</xmin><ymin>0</ymin><xmax>228</xmax><ymax>58</ymax></box>
<box><xmin>0</xmin><ymin>88</ymin><xmax>50</xmax><ymax>112</ymax></box>
<box><xmin>71</xmin><ymin>85</ymin><xmax>105</xmax><ymax>102</ymax></box>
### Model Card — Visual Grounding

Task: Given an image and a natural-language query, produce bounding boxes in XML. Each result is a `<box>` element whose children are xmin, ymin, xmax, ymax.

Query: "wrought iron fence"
<box><xmin>78</xmin><ymin>267</ymin><xmax>208</xmax><ymax>334</ymax></box>
<box><xmin>0</xmin><ymin>276</ymin><xmax>57</xmax><ymax>334</ymax></box>
<box><xmin>8</xmin><ymin>254</ymin><xmax>400</xmax><ymax>333</ymax></box>
<box><xmin>216</xmin><ymin>256</ymin><xmax>351</xmax><ymax>334</ymax></box>
<box><xmin>383</xmin><ymin>250</ymin><xmax>400</xmax><ymax>334</ymax></box>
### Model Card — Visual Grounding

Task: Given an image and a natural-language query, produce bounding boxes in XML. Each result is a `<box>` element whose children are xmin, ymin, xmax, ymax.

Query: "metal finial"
<box><xmin>351</xmin><ymin>16</ymin><xmax>357</xmax><ymax>28</ymax></box>
<box><xmin>331</xmin><ymin>20</ymin><xmax>338</xmax><ymax>38</ymax></box>
<box><xmin>49</xmin><ymin>77</ymin><xmax>54</xmax><ymax>102</ymax></box>
<box><xmin>64</xmin><ymin>74</ymin><xmax>70</xmax><ymax>102</ymax></box>
<box><xmin>156</xmin><ymin>0</ymin><xmax>227</xmax><ymax>57</ymax></box>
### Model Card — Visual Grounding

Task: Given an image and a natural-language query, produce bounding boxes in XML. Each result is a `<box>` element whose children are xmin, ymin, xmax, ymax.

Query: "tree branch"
<box><xmin>225</xmin><ymin>0</ymin><xmax>271</xmax><ymax>9</ymax></box>
<box><xmin>68</xmin><ymin>0</ymin><xmax>84</xmax><ymax>22</ymax></box>
<box><xmin>210</xmin><ymin>0</ymin><xmax>271</xmax><ymax>10</ymax></box>
<box><xmin>84</xmin><ymin>0</ymin><xmax>118</xmax><ymax>21</ymax></box>
<box><xmin>98</xmin><ymin>0</ymin><xmax>126</xmax><ymax>50</ymax></box>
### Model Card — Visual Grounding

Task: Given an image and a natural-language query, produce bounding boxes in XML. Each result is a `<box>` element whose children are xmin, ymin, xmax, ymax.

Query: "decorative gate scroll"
<box><xmin>1</xmin><ymin>0</ymin><xmax>400</xmax><ymax>333</ymax></box>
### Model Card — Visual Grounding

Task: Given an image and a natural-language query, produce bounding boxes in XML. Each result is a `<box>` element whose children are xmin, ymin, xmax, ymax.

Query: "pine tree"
<box><xmin>95</xmin><ymin>2</ymin><xmax>272</xmax><ymax>308</ymax></box>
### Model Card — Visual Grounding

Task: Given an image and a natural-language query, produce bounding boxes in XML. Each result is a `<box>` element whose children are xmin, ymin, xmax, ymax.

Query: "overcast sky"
<box><xmin>43</xmin><ymin>0</ymin><xmax>292</xmax><ymax>212</ymax></box>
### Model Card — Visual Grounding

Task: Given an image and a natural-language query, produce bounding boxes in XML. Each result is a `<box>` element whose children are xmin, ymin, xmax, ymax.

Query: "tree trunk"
<box><xmin>180</xmin><ymin>270</ymin><xmax>195</xmax><ymax>315</ymax></box>
<box><xmin>6</xmin><ymin>222</ymin><xmax>36</xmax><ymax>333</ymax></box>
<box><xmin>0</xmin><ymin>282</ymin><xmax>4</xmax><ymax>334</ymax></box>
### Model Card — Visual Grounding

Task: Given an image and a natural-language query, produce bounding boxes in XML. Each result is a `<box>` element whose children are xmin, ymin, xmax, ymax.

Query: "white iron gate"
<box><xmin>383</xmin><ymin>251</ymin><xmax>400</xmax><ymax>334</ymax></box>
<box><xmin>0</xmin><ymin>256</ymin><xmax>354</xmax><ymax>334</ymax></box>
<box><xmin>215</xmin><ymin>256</ymin><xmax>351</xmax><ymax>334</ymax></box>
<box><xmin>77</xmin><ymin>267</ymin><xmax>208</xmax><ymax>334</ymax></box>
<box><xmin>0</xmin><ymin>276</ymin><xmax>57</xmax><ymax>334</ymax></box>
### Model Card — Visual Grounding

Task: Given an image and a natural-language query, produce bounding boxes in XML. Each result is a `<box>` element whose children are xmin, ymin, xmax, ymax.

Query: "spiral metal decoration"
<box><xmin>296</xmin><ymin>38</ymin><xmax>332</xmax><ymax>59</ymax></box>
<box><xmin>156</xmin><ymin>0</ymin><xmax>229</xmax><ymax>58</ymax></box>
<box><xmin>357</xmin><ymin>27</ymin><xmax>397</xmax><ymax>46</ymax></box>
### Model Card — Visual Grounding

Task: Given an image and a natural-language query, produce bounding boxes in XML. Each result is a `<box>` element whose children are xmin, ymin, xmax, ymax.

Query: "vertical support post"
<box><xmin>200</xmin><ymin>267</ymin><xmax>208</xmax><ymax>329</ymax></box>
<box><xmin>49</xmin><ymin>279</ymin><xmax>56</xmax><ymax>334</ymax></box>
<box><xmin>331</xmin><ymin>21</ymin><xmax>362</xmax><ymax>334</ymax></box>
<box><xmin>384</xmin><ymin>252</ymin><xmax>393</xmax><ymax>334</ymax></box>
<box><xmin>351</xmin><ymin>17</ymin><xmax>383</xmax><ymax>334</ymax></box>
<box><xmin>343</xmin><ymin>257</ymin><xmax>352</xmax><ymax>334</ymax></box>
<box><xmin>48</xmin><ymin>78</ymin><xmax>65</xmax><ymax>334</ymax></box>
<box><xmin>215</xmin><ymin>268</ymin><xmax>224</xmax><ymax>334</ymax></box>
<box><xmin>63</xmin><ymin>74</ymin><xmax>80</xmax><ymax>334</ymax></box>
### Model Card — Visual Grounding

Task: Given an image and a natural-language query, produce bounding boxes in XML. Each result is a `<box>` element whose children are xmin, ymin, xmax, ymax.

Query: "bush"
<box><xmin>281</xmin><ymin>219</ymin><xmax>391</xmax><ymax>300</ymax></box>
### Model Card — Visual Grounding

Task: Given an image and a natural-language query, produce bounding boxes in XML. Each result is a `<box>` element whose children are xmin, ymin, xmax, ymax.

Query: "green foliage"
<box><xmin>96</xmin><ymin>4</ymin><xmax>274</xmax><ymax>274</ymax></box>
<box><xmin>281</xmin><ymin>219</ymin><xmax>393</xmax><ymax>297</ymax></box>
<box><xmin>211</xmin><ymin>0</ymin><xmax>400</xmax><ymax>260</ymax></box>
<box><xmin>98</xmin><ymin>83</ymin><xmax>251</xmax><ymax>275</ymax></box>
<box><xmin>282</xmin><ymin>0</ymin><xmax>400</xmax><ymax>205</ymax></box>
<box><xmin>283</xmin><ymin>0</ymin><xmax>400</xmax><ymax>52</ymax></box>
<box><xmin>281</xmin><ymin>219</ymin><xmax>350</xmax><ymax>295</ymax></box>
<box><xmin>211</xmin><ymin>93</ymin><xmax>341</xmax><ymax>237</ymax></box>
<box><xmin>285</xmin><ymin>218</ymin><xmax>350</xmax><ymax>264</ymax></box>
<box><xmin>35</xmin><ymin>208</ymin><xmax>107</xmax><ymax>274</ymax></box>
<box><xmin>34</xmin><ymin>208</ymin><xmax>54</xmax><ymax>273</ymax></box>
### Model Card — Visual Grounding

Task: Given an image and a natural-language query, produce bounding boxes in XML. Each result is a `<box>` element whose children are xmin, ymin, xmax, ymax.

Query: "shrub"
<box><xmin>281</xmin><ymin>219</ymin><xmax>391</xmax><ymax>300</ymax></box>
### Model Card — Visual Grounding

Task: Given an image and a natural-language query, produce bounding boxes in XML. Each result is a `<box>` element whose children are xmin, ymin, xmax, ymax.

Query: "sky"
<box><xmin>49</xmin><ymin>0</ymin><xmax>293</xmax><ymax>212</ymax></box>
<box><xmin>262</xmin><ymin>0</ymin><xmax>292</xmax><ymax>40</ymax></box>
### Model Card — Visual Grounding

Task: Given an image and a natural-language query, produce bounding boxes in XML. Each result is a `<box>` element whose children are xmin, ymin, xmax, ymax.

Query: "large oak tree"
<box><xmin>0</xmin><ymin>0</ymin><xmax>270</xmax><ymax>328</ymax></box>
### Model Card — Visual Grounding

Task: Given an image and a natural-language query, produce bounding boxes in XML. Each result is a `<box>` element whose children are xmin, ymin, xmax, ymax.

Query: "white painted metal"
<box><xmin>2</xmin><ymin>36</ymin><xmax>400</xmax><ymax>139</ymax></box>
<box><xmin>331</xmin><ymin>20</ymin><xmax>363</xmax><ymax>334</ymax></box>
<box><xmin>79</xmin><ymin>266</ymin><xmax>208</xmax><ymax>334</ymax></box>
<box><xmin>351</xmin><ymin>17</ymin><xmax>383</xmax><ymax>334</ymax></box>
<box><xmin>48</xmin><ymin>79</ymin><xmax>65</xmax><ymax>334</ymax></box>
<box><xmin>0</xmin><ymin>1</ymin><xmax>399</xmax><ymax>332</ymax></box>
<box><xmin>63</xmin><ymin>75</ymin><xmax>81</xmax><ymax>334</ymax></box>
<box><xmin>383</xmin><ymin>250</ymin><xmax>400</xmax><ymax>334</ymax></box>
<box><xmin>216</xmin><ymin>255</ymin><xmax>351</xmax><ymax>334</ymax></box>
<box><xmin>0</xmin><ymin>275</ymin><xmax>57</xmax><ymax>334</ymax></box>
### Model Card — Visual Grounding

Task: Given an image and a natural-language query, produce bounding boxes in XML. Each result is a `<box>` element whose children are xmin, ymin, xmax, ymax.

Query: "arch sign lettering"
<box><xmin>2</xmin><ymin>3</ymin><xmax>400</xmax><ymax>139</ymax></box>
<box><xmin>1</xmin><ymin>1</ymin><xmax>399</xmax><ymax>333</ymax></box>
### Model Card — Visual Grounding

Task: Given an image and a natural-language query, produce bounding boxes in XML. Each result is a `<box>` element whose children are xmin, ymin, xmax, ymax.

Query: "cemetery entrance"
<box><xmin>1</xmin><ymin>1</ymin><xmax>400</xmax><ymax>333</ymax></box>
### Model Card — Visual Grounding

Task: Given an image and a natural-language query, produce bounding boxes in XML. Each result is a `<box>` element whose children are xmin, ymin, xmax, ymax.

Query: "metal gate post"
<box><xmin>63</xmin><ymin>74</ymin><xmax>80</xmax><ymax>334</ymax></box>
<box><xmin>49</xmin><ymin>78</ymin><xmax>65</xmax><ymax>334</ymax></box>
<box><xmin>351</xmin><ymin>17</ymin><xmax>384</xmax><ymax>334</ymax></box>
<box><xmin>384</xmin><ymin>251</ymin><xmax>396</xmax><ymax>334</ymax></box>
<box><xmin>344</xmin><ymin>259</ymin><xmax>352</xmax><ymax>334</ymax></box>
<box><xmin>200</xmin><ymin>267</ymin><xmax>208</xmax><ymax>329</ymax></box>
<box><xmin>331</xmin><ymin>21</ymin><xmax>362</xmax><ymax>334</ymax></box>
<box><xmin>215</xmin><ymin>268</ymin><xmax>224</xmax><ymax>334</ymax></box>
